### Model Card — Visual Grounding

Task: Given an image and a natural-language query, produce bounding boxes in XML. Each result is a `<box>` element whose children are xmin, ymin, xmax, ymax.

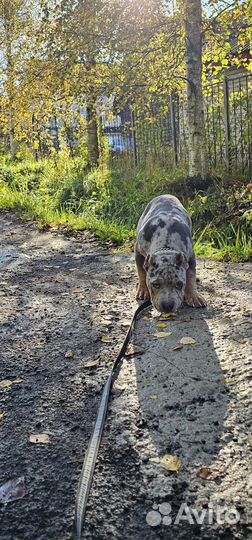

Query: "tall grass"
<box><xmin>0</xmin><ymin>152</ymin><xmax>251</xmax><ymax>260</ymax></box>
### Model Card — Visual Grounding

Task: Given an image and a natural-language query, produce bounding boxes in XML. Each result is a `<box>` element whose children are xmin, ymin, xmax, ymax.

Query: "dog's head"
<box><xmin>144</xmin><ymin>250</ymin><xmax>188</xmax><ymax>313</ymax></box>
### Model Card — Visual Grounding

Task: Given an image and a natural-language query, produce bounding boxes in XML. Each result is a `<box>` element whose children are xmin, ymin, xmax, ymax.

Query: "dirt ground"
<box><xmin>0</xmin><ymin>211</ymin><xmax>251</xmax><ymax>540</ymax></box>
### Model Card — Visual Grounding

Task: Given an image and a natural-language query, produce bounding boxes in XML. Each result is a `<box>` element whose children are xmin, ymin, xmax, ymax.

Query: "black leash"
<box><xmin>75</xmin><ymin>300</ymin><xmax>151</xmax><ymax>539</ymax></box>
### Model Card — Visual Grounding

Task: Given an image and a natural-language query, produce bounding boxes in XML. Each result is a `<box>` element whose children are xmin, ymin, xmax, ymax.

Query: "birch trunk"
<box><xmin>185</xmin><ymin>0</ymin><xmax>206</xmax><ymax>178</ymax></box>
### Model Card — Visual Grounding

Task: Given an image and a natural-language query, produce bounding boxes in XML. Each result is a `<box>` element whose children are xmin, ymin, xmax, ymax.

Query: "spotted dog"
<box><xmin>135</xmin><ymin>194</ymin><xmax>206</xmax><ymax>313</ymax></box>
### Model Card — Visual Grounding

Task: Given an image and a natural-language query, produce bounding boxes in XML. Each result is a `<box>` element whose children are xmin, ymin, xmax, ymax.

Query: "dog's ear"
<box><xmin>144</xmin><ymin>254</ymin><xmax>154</xmax><ymax>270</ymax></box>
<box><xmin>176</xmin><ymin>252</ymin><xmax>188</xmax><ymax>269</ymax></box>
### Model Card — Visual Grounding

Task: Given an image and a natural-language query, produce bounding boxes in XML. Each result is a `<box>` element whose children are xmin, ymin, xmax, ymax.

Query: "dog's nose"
<box><xmin>162</xmin><ymin>300</ymin><xmax>175</xmax><ymax>312</ymax></box>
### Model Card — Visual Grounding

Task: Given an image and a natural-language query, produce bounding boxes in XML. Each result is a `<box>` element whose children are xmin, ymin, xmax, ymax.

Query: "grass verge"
<box><xmin>0</xmin><ymin>153</ymin><xmax>251</xmax><ymax>261</ymax></box>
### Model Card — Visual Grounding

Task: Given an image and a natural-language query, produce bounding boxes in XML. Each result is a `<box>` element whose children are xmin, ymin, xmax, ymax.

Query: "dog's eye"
<box><xmin>152</xmin><ymin>282</ymin><xmax>161</xmax><ymax>290</ymax></box>
<box><xmin>176</xmin><ymin>280</ymin><xmax>183</xmax><ymax>290</ymax></box>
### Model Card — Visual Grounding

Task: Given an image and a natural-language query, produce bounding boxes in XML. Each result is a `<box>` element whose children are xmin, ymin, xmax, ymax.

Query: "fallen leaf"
<box><xmin>113</xmin><ymin>383</ymin><xmax>127</xmax><ymax>396</ymax></box>
<box><xmin>156</xmin><ymin>323</ymin><xmax>168</xmax><ymax>329</ymax></box>
<box><xmin>150</xmin><ymin>394</ymin><xmax>158</xmax><ymax>400</ymax></box>
<box><xmin>160</xmin><ymin>454</ymin><xmax>182</xmax><ymax>472</ymax></box>
<box><xmin>153</xmin><ymin>332</ymin><xmax>172</xmax><ymax>338</ymax></box>
<box><xmin>143</xmin><ymin>316</ymin><xmax>151</xmax><ymax>321</ymax></box>
<box><xmin>100</xmin><ymin>317</ymin><xmax>112</xmax><ymax>325</ymax></box>
<box><xmin>101</xmin><ymin>335</ymin><xmax>112</xmax><ymax>343</ymax></box>
<box><xmin>80</xmin><ymin>359</ymin><xmax>99</xmax><ymax>369</ymax></box>
<box><xmin>29</xmin><ymin>433</ymin><xmax>49</xmax><ymax>444</ymax></box>
<box><xmin>0</xmin><ymin>476</ymin><xmax>26</xmax><ymax>504</ymax></box>
<box><xmin>0</xmin><ymin>380</ymin><xmax>13</xmax><ymax>389</ymax></box>
<box><xmin>160</xmin><ymin>313</ymin><xmax>176</xmax><ymax>320</ymax></box>
<box><xmin>173</xmin><ymin>344</ymin><xmax>184</xmax><ymax>351</ymax></box>
<box><xmin>121</xmin><ymin>321</ymin><xmax>130</xmax><ymax>328</ymax></box>
<box><xmin>0</xmin><ymin>413</ymin><xmax>5</xmax><ymax>421</ymax></box>
<box><xmin>125</xmin><ymin>345</ymin><xmax>144</xmax><ymax>357</ymax></box>
<box><xmin>65</xmin><ymin>350</ymin><xmax>75</xmax><ymax>358</ymax></box>
<box><xmin>180</xmin><ymin>336</ymin><xmax>196</xmax><ymax>345</ymax></box>
<box><xmin>0</xmin><ymin>379</ymin><xmax>23</xmax><ymax>389</ymax></box>
<box><xmin>198</xmin><ymin>467</ymin><xmax>211</xmax><ymax>480</ymax></box>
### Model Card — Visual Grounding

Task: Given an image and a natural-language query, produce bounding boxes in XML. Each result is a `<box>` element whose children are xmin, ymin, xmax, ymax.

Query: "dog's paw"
<box><xmin>136</xmin><ymin>284</ymin><xmax>150</xmax><ymax>301</ymax></box>
<box><xmin>184</xmin><ymin>290</ymin><xmax>206</xmax><ymax>308</ymax></box>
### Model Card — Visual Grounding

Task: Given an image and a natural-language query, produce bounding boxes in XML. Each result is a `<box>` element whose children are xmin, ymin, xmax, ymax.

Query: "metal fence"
<box><xmin>103</xmin><ymin>73</ymin><xmax>252</xmax><ymax>179</ymax></box>
<box><xmin>204</xmin><ymin>74</ymin><xmax>252</xmax><ymax>178</ymax></box>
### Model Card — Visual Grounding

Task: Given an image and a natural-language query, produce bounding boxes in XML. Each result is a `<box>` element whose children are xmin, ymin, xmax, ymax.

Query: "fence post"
<box><xmin>170</xmin><ymin>92</ymin><xmax>178</xmax><ymax>166</ymax></box>
<box><xmin>130</xmin><ymin>108</ymin><xmax>137</xmax><ymax>167</ymax></box>
<box><xmin>54</xmin><ymin>116</ymin><xmax>60</xmax><ymax>152</ymax></box>
<box><xmin>223</xmin><ymin>77</ymin><xmax>231</xmax><ymax>172</ymax></box>
<box><xmin>32</xmin><ymin>113</ymin><xmax>39</xmax><ymax>161</ymax></box>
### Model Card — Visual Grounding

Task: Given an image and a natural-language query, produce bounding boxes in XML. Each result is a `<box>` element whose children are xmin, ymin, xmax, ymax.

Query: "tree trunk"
<box><xmin>185</xmin><ymin>0</ymin><xmax>206</xmax><ymax>178</ymax></box>
<box><xmin>86</xmin><ymin>99</ymin><xmax>99</xmax><ymax>167</ymax></box>
<box><xmin>85</xmin><ymin>56</ymin><xmax>99</xmax><ymax>167</ymax></box>
<box><xmin>3</xmin><ymin>2</ymin><xmax>16</xmax><ymax>157</ymax></box>
<box><xmin>6</xmin><ymin>44</ymin><xmax>16</xmax><ymax>156</ymax></box>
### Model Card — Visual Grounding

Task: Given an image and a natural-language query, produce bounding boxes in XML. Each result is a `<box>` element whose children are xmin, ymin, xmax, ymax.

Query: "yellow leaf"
<box><xmin>101</xmin><ymin>335</ymin><xmax>111</xmax><ymax>343</ymax></box>
<box><xmin>0</xmin><ymin>413</ymin><xmax>5</xmax><ymax>421</ymax></box>
<box><xmin>29</xmin><ymin>433</ymin><xmax>49</xmax><ymax>444</ymax></box>
<box><xmin>160</xmin><ymin>313</ymin><xmax>176</xmax><ymax>320</ymax></box>
<box><xmin>156</xmin><ymin>323</ymin><xmax>168</xmax><ymax>329</ymax></box>
<box><xmin>150</xmin><ymin>394</ymin><xmax>158</xmax><ymax>400</ymax></box>
<box><xmin>160</xmin><ymin>454</ymin><xmax>182</xmax><ymax>472</ymax></box>
<box><xmin>180</xmin><ymin>337</ymin><xmax>196</xmax><ymax>345</ymax></box>
<box><xmin>0</xmin><ymin>379</ymin><xmax>23</xmax><ymax>388</ymax></box>
<box><xmin>0</xmin><ymin>380</ymin><xmax>13</xmax><ymax>389</ymax></box>
<box><xmin>153</xmin><ymin>332</ymin><xmax>172</xmax><ymax>338</ymax></box>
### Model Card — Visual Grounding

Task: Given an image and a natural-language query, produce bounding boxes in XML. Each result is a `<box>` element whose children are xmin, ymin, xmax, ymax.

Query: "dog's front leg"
<box><xmin>184</xmin><ymin>254</ymin><xmax>206</xmax><ymax>308</ymax></box>
<box><xmin>135</xmin><ymin>250</ymin><xmax>150</xmax><ymax>300</ymax></box>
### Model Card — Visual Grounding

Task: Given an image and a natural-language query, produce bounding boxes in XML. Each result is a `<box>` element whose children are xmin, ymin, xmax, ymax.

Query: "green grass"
<box><xmin>0</xmin><ymin>178</ymin><xmax>134</xmax><ymax>243</ymax></box>
<box><xmin>0</xmin><ymin>152</ymin><xmax>251</xmax><ymax>261</ymax></box>
<box><xmin>194</xmin><ymin>224</ymin><xmax>252</xmax><ymax>262</ymax></box>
